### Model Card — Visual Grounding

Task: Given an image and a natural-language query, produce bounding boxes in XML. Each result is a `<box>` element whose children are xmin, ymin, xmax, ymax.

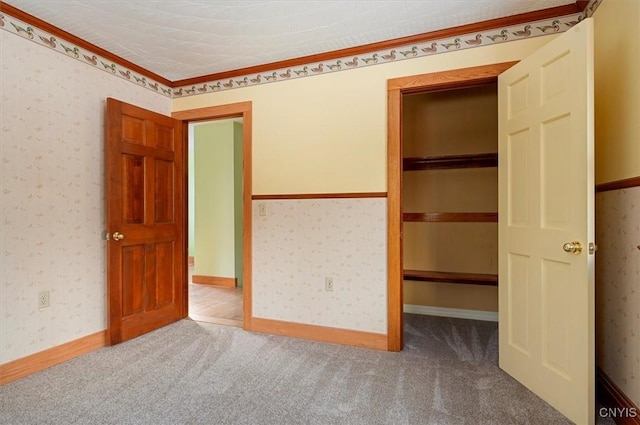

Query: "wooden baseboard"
<box><xmin>597</xmin><ymin>366</ymin><xmax>640</xmax><ymax>425</ymax></box>
<box><xmin>0</xmin><ymin>331</ymin><xmax>107</xmax><ymax>385</ymax></box>
<box><xmin>248</xmin><ymin>317</ymin><xmax>387</xmax><ymax>351</ymax></box>
<box><xmin>192</xmin><ymin>275</ymin><xmax>236</xmax><ymax>287</ymax></box>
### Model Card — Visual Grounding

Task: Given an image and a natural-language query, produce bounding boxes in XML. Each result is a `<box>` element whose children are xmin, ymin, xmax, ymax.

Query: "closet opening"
<box><xmin>386</xmin><ymin>62</ymin><xmax>517</xmax><ymax>351</ymax></box>
<box><xmin>401</xmin><ymin>83</ymin><xmax>499</xmax><ymax>321</ymax></box>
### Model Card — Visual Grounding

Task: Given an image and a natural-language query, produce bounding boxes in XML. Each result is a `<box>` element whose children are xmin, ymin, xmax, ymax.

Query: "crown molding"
<box><xmin>0</xmin><ymin>2</ymin><xmax>171</xmax><ymax>86</ymax></box>
<box><xmin>1</xmin><ymin>0</ymin><xmax>600</xmax><ymax>97</ymax></box>
<box><xmin>173</xmin><ymin>1</ymin><xmax>591</xmax><ymax>87</ymax></box>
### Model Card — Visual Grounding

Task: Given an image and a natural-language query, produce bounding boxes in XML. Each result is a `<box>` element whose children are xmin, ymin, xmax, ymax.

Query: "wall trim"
<box><xmin>173</xmin><ymin>1</ymin><xmax>591</xmax><ymax>87</ymax></box>
<box><xmin>0</xmin><ymin>331</ymin><xmax>107</xmax><ymax>385</ymax></box>
<box><xmin>597</xmin><ymin>367</ymin><xmax>640</xmax><ymax>425</ymax></box>
<box><xmin>192</xmin><ymin>275</ymin><xmax>237</xmax><ymax>287</ymax></box>
<box><xmin>249</xmin><ymin>318</ymin><xmax>387</xmax><ymax>351</ymax></box>
<box><xmin>596</xmin><ymin>177</ymin><xmax>640</xmax><ymax>192</ymax></box>
<box><xmin>252</xmin><ymin>192</ymin><xmax>387</xmax><ymax>200</ymax></box>
<box><xmin>404</xmin><ymin>304</ymin><xmax>499</xmax><ymax>322</ymax></box>
<box><xmin>0</xmin><ymin>2</ymin><xmax>170</xmax><ymax>85</ymax></box>
<box><xmin>1</xmin><ymin>1</ymin><xmax>600</xmax><ymax>98</ymax></box>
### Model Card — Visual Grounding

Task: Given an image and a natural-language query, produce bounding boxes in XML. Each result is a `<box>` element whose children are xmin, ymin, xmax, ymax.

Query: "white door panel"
<box><xmin>499</xmin><ymin>19</ymin><xmax>595</xmax><ymax>425</ymax></box>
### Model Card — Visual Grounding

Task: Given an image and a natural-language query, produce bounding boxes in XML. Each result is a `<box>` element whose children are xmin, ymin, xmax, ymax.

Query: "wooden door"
<box><xmin>498</xmin><ymin>19</ymin><xmax>594</xmax><ymax>424</ymax></box>
<box><xmin>106</xmin><ymin>98</ymin><xmax>186</xmax><ymax>345</ymax></box>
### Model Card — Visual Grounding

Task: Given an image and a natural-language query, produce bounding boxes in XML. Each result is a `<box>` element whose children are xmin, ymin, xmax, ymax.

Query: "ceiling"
<box><xmin>3</xmin><ymin>0</ymin><xmax>578</xmax><ymax>82</ymax></box>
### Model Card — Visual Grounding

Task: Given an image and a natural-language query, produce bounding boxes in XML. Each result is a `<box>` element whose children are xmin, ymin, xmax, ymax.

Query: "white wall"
<box><xmin>0</xmin><ymin>30</ymin><xmax>171</xmax><ymax>364</ymax></box>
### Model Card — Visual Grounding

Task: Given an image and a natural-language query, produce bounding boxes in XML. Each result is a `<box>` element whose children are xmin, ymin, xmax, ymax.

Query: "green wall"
<box><xmin>233</xmin><ymin>122</ymin><xmax>243</xmax><ymax>286</ymax></box>
<box><xmin>188</xmin><ymin>134</ymin><xmax>195</xmax><ymax>257</ymax></box>
<box><xmin>193</xmin><ymin>121</ymin><xmax>243</xmax><ymax>285</ymax></box>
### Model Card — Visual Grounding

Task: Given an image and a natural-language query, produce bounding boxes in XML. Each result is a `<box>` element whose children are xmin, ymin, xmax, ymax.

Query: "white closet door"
<box><xmin>498</xmin><ymin>19</ymin><xmax>595</xmax><ymax>425</ymax></box>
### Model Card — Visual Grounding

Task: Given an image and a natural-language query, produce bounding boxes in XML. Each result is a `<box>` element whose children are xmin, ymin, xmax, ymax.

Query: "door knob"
<box><xmin>112</xmin><ymin>232</ymin><xmax>125</xmax><ymax>241</ymax></box>
<box><xmin>563</xmin><ymin>241</ymin><xmax>582</xmax><ymax>254</ymax></box>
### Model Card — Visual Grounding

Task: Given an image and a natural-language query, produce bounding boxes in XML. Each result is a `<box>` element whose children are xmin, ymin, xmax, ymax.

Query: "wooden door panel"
<box><xmin>122</xmin><ymin>155</ymin><xmax>145</xmax><ymax>224</ymax></box>
<box><xmin>121</xmin><ymin>115</ymin><xmax>146</xmax><ymax>145</ymax></box>
<box><xmin>121</xmin><ymin>245</ymin><xmax>146</xmax><ymax>317</ymax></box>
<box><xmin>107</xmin><ymin>98</ymin><xmax>185</xmax><ymax>345</ymax></box>
<box><xmin>155</xmin><ymin>124</ymin><xmax>175</xmax><ymax>150</ymax></box>
<box><xmin>155</xmin><ymin>241</ymin><xmax>175</xmax><ymax>306</ymax></box>
<box><xmin>154</xmin><ymin>159</ymin><xmax>174</xmax><ymax>223</ymax></box>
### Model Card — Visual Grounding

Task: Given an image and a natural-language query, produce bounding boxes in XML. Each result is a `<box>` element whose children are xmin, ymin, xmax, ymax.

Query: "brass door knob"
<box><xmin>563</xmin><ymin>241</ymin><xmax>582</xmax><ymax>254</ymax></box>
<box><xmin>112</xmin><ymin>232</ymin><xmax>125</xmax><ymax>241</ymax></box>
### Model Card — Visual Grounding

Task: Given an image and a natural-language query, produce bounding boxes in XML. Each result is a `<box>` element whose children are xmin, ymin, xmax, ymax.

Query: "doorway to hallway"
<box><xmin>188</xmin><ymin>118</ymin><xmax>244</xmax><ymax>327</ymax></box>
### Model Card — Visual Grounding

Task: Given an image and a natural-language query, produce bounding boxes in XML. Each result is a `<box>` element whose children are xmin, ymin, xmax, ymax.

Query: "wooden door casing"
<box><xmin>386</xmin><ymin>62</ymin><xmax>518</xmax><ymax>351</ymax></box>
<box><xmin>106</xmin><ymin>98</ymin><xmax>185</xmax><ymax>345</ymax></box>
<box><xmin>172</xmin><ymin>102</ymin><xmax>253</xmax><ymax>330</ymax></box>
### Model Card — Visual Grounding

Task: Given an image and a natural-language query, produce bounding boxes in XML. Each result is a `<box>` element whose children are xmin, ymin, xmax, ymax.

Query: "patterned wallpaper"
<box><xmin>252</xmin><ymin>199</ymin><xmax>387</xmax><ymax>334</ymax></box>
<box><xmin>0</xmin><ymin>30</ymin><xmax>171</xmax><ymax>364</ymax></box>
<box><xmin>596</xmin><ymin>186</ymin><xmax>640</xmax><ymax>406</ymax></box>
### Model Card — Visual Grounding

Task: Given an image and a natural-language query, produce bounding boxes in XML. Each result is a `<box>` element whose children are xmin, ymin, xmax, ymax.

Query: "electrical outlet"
<box><xmin>325</xmin><ymin>277</ymin><xmax>334</xmax><ymax>292</ymax></box>
<box><xmin>258</xmin><ymin>203</ymin><xmax>267</xmax><ymax>216</ymax></box>
<box><xmin>38</xmin><ymin>290</ymin><xmax>50</xmax><ymax>309</ymax></box>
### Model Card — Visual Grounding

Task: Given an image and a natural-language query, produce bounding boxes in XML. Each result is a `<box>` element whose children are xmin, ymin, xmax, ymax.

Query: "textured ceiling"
<box><xmin>4</xmin><ymin>0</ymin><xmax>575</xmax><ymax>81</ymax></box>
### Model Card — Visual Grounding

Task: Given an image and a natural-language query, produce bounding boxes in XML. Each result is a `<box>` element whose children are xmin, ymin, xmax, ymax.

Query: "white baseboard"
<box><xmin>404</xmin><ymin>304</ymin><xmax>498</xmax><ymax>322</ymax></box>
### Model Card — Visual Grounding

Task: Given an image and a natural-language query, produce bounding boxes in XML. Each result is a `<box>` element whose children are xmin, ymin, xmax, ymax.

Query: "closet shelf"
<box><xmin>403</xmin><ymin>212</ymin><xmax>497</xmax><ymax>222</ymax></box>
<box><xmin>403</xmin><ymin>270</ymin><xmax>498</xmax><ymax>286</ymax></box>
<box><xmin>403</xmin><ymin>153</ymin><xmax>498</xmax><ymax>171</ymax></box>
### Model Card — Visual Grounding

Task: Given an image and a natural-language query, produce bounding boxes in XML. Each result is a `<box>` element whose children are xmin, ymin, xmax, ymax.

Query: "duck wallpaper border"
<box><xmin>0</xmin><ymin>0</ymin><xmax>602</xmax><ymax>98</ymax></box>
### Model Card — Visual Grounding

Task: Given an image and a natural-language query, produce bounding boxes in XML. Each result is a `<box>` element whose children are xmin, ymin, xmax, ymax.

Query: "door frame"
<box><xmin>386</xmin><ymin>62</ymin><xmax>517</xmax><ymax>351</ymax></box>
<box><xmin>173</xmin><ymin>101</ymin><xmax>253</xmax><ymax>329</ymax></box>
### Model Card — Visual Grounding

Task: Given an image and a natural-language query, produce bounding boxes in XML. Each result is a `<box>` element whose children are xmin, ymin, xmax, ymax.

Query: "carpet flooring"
<box><xmin>0</xmin><ymin>314</ymin><xmax>607</xmax><ymax>424</ymax></box>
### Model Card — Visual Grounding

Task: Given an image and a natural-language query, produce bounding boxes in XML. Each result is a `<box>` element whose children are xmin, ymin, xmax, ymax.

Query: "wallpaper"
<box><xmin>1</xmin><ymin>2</ymin><xmax>601</xmax><ymax>99</ymax></box>
<box><xmin>595</xmin><ymin>186</ymin><xmax>640</xmax><ymax>406</ymax></box>
<box><xmin>252</xmin><ymin>199</ymin><xmax>387</xmax><ymax>334</ymax></box>
<box><xmin>0</xmin><ymin>30</ymin><xmax>171</xmax><ymax>364</ymax></box>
